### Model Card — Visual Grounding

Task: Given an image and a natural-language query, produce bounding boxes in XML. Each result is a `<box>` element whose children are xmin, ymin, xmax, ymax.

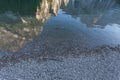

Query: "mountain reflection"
<box><xmin>0</xmin><ymin>0</ymin><xmax>120</xmax><ymax>52</ymax></box>
<box><xmin>63</xmin><ymin>0</ymin><xmax>120</xmax><ymax>27</ymax></box>
<box><xmin>0</xmin><ymin>0</ymin><xmax>69</xmax><ymax>52</ymax></box>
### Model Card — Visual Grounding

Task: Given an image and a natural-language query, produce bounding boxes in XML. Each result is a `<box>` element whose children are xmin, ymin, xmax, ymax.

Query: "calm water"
<box><xmin>0</xmin><ymin>0</ymin><xmax>120</xmax><ymax>53</ymax></box>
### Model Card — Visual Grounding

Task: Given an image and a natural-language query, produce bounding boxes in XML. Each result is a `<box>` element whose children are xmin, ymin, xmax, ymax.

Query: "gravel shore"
<box><xmin>0</xmin><ymin>45</ymin><xmax>120</xmax><ymax>80</ymax></box>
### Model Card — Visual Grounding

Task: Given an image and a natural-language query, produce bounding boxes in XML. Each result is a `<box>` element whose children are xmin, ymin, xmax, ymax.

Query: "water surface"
<box><xmin>0</xmin><ymin>0</ymin><xmax>120</xmax><ymax>53</ymax></box>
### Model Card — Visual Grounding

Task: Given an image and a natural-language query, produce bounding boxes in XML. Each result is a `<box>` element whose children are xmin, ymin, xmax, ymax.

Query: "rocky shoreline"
<box><xmin>0</xmin><ymin>44</ymin><xmax>120</xmax><ymax>68</ymax></box>
<box><xmin>0</xmin><ymin>44</ymin><xmax>120</xmax><ymax>80</ymax></box>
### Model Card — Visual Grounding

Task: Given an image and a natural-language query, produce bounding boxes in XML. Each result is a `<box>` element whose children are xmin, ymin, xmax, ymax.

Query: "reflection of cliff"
<box><xmin>36</xmin><ymin>0</ymin><xmax>69</xmax><ymax>21</ymax></box>
<box><xmin>0</xmin><ymin>0</ymin><xmax>69</xmax><ymax>52</ymax></box>
<box><xmin>63</xmin><ymin>0</ymin><xmax>120</xmax><ymax>27</ymax></box>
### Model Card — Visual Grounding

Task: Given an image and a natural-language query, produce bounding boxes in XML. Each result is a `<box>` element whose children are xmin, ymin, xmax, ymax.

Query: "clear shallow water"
<box><xmin>0</xmin><ymin>0</ymin><xmax>120</xmax><ymax>53</ymax></box>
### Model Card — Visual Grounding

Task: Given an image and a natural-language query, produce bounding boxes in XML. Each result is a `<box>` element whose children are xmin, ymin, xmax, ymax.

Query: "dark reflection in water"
<box><xmin>0</xmin><ymin>0</ymin><xmax>40</xmax><ymax>16</ymax></box>
<box><xmin>0</xmin><ymin>0</ymin><xmax>69</xmax><ymax>52</ymax></box>
<box><xmin>0</xmin><ymin>0</ymin><xmax>120</xmax><ymax>52</ymax></box>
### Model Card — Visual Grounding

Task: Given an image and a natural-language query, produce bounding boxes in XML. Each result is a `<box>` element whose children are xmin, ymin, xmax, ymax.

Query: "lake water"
<box><xmin>0</xmin><ymin>0</ymin><xmax>120</xmax><ymax>53</ymax></box>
